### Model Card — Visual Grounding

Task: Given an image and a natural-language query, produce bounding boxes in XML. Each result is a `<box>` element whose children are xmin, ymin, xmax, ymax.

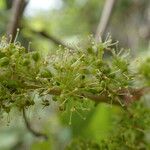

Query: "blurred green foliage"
<box><xmin>0</xmin><ymin>0</ymin><xmax>150</xmax><ymax>149</ymax></box>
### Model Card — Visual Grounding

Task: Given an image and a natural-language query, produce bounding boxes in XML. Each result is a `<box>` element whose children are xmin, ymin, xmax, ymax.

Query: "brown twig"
<box><xmin>47</xmin><ymin>87</ymin><xmax>150</xmax><ymax>106</ymax></box>
<box><xmin>24</xmin><ymin>84</ymin><xmax>150</xmax><ymax>106</ymax></box>
<box><xmin>95</xmin><ymin>0</ymin><xmax>117</xmax><ymax>42</ymax></box>
<box><xmin>25</xmin><ymin>83</ymin><xmax>150</xmax><ymax>106</ymax></box>
<box><xmin>118</xmin><ymin>87</ymin><xmax>150</xmax><ymax>106</ymax></box>
<box><xmin>6</xmin><ymin>0</ymin><xmax>28</xmax><ymax>42</ymax></box>
<box><xmin>23</xmin><ymin>107</ymin><xmax>48</xmax><ymax>140</ymax></box>
<box><xmin>33</xmin><ymin>30</ymin><xmax>74</xmax><ymax>50</ymax></box>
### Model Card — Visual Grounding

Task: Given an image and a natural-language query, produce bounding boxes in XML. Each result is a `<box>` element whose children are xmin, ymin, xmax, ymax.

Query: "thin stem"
<box><xmin>95</xmin><ymin>0</ymin><xmax>117</xmax><ymax>41</ymax></box>
<box><xmin>33</xmin><ymin>30</ymin><xmax>74</xmax><ymax>50</ymax></box>
<box><xmin>6</xmin><ymin>0</ymin><xmax>28</xmax><ymax>42</ymax></box>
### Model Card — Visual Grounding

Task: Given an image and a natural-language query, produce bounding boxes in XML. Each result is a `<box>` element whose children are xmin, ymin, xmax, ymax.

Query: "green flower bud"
<box><xmin>0</xmin><ymin>57</ymin><xmax>9</xmax><ymax>67</ymax></box>
<box><xmin>0</xmin><ymin>51</ymin><xmax>5</xmax><ymax>59</ymax></box>
<box><xmin>22</xmin><ymin>59</ymin><xmax>30</xmax><ymax>66</ymax></box>
<box><xmin>32</xmin><ymin>52</ymin><xmax>40</xmax><ymax>62</ymax></box>
<box><xmin>40</xmin><ymin>69</ymin><xmax>52</xmax><ymax>78</ymax></box>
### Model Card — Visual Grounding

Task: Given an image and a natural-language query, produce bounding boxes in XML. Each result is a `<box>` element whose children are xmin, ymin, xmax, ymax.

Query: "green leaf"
<box><xmin>31</xmin><ymin>141</ymin><xmax>52</xmax><ymax>150</ymax></box>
